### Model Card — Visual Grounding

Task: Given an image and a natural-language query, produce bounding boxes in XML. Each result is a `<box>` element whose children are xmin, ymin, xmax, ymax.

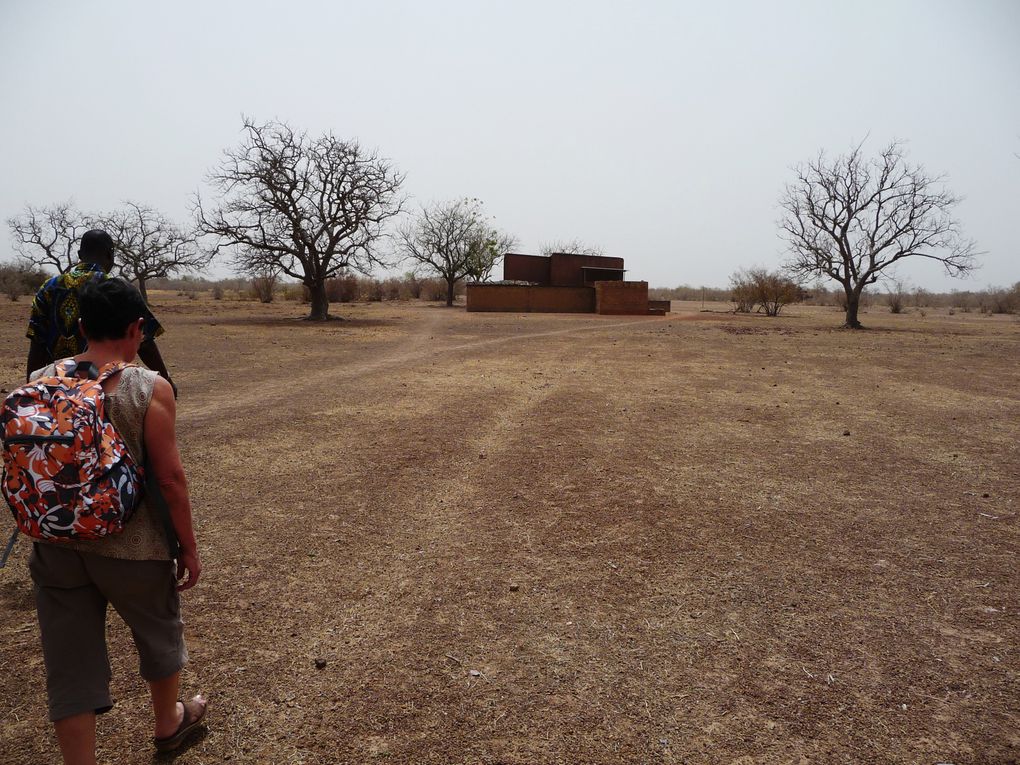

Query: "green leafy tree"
<box><xmin>398</xmin><ymin>199</ymin><xmax>516</xmax><ymax>306</ymax></box>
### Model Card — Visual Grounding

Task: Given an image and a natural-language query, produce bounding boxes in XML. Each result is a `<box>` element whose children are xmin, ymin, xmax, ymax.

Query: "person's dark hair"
<box><xmin>78</xmin><ymin>229</ymin><xmax>115</xmax><ymax>263</ymax></box>
<box><xmin>79</xmin><ymin>278</ymin><xmax>148</xmax><ymax>341</ymax></box>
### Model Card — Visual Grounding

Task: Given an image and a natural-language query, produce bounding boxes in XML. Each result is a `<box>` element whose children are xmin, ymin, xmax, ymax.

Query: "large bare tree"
<box><xmin>6</xmin><ymin>202</ymin><xmax>92</xmax><ymax>273</ymax></box>
<box><xmin>195</xmin><ymin>118</ymin><xmax>404</xmax><ymax>320</ymax></box>
<box><xmin>101</xmin><ymin>201</ymin><xmax>209</xmax><ymax>302</ymax></box>
<box><xmin>398</xmin><ymin>199</ymin><xmax>517</xmax><ymax>306</ymax></box>
<box><xmin>780</xmin><ymin>141</ymin><xmax>977</xmax><ymax>328</ymax></box>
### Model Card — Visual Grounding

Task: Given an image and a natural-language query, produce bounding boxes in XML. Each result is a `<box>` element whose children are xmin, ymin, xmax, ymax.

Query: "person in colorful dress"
<box><xmin>25</xmin><ymin>229</ymin><xmax>176</xmax><ymax>395</ymax></box>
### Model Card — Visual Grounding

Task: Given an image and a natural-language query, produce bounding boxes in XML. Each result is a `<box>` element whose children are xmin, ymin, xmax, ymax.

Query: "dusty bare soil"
<box><xmin>1</xmin><ymin>294</ymin><xmax>1018</xmax><ymax>765</ymax></box>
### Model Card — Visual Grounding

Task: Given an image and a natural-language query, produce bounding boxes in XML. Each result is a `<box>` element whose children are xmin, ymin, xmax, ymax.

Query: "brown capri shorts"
<box><xmin>29</xmin><ymin>543</ymin><xmax>188</xmax><ymax>722</ymax></box>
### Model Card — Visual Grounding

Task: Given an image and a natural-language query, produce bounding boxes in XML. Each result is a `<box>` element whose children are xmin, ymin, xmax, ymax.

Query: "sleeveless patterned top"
<box><xmin>31</xmin><ymin>363</ymin><xmax>171</xmax><ymax>561</ymax></box>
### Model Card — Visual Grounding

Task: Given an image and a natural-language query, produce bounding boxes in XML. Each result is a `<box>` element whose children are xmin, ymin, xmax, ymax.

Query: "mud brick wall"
<box><xmin>648</xmin><ymin>299</ymin><xmax>672</xmax><ymax>313</ymax></box>
<box><xmin>595</xmin><ymin>281</ymin><xmax>650</xmax><ymax>315</ymax></box>
<box><xmin>466</xmin><ymin>284</ymin><xmax>595</xmax><ymax>313</ymax></box>
<box><xmin>503</xmin><ymin>254</ymin><xmax>552</xmax><ymax>284</ymax></box>
<box><xmin>549</xmin><ymin>253</ymin><xmax>625</xmax><ymax>287</ymax></box>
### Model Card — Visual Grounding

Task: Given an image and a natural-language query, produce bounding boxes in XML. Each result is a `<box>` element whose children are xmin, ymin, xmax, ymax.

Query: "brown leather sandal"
<box><xmin>154</xmin><ymin>696</ymin><xmax>208</xmax><ymax>752</ymax></box>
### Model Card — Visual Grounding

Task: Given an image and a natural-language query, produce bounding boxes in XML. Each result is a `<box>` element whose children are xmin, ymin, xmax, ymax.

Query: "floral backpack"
<box><xmin>1</xmin><ymin>360</ymin><xmax>143</xmax><ymax>541</ymax></box>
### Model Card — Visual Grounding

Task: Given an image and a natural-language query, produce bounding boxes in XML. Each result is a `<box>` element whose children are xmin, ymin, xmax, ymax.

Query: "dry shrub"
<box><xmin>281</xmin><ymin>284</ymin><xmax>307</xmax><ymax>302</ymax></box>
<box><xmin>266</xmin><ymin>273</ymin><xmax>478</xmax><ymax>306</ymax></box>
<box><xmin>403</xmin><ymin>272</ymin><xmax>424</xmax><ymax>299</ymax></box>
<box><xmin>421</xmin><ymin>277</ymin><xmax>456</xmax><ymax>302</ymax></box>
<box><xmin>251</xmin><ymin>272</ymin><xmax>278</xmax><ymax>303</ymax></box>
<box><xmin>211</xmin><ymin>284</ymin><xmax>224</xmax><ymax>300</ymax></box>
<box><xmin>362</xmin><ymin>280</ymin><xmax>385</xmax><ymax>302</ymax></box>
<box><xmin>731</xmin><ymin>277</ymin><xmax>757</xmax><ymax>313</ymax></box>
<box><xmin>382</xmin><ymin>278</ymin><xmax>403</xmax><ymax>301</ymax></box>
<box><xmin>325</xmin><ymin>274</ymin><xmax>359</xmax><ymax>303</ymax></box>
<box><xmin>0</xmin><ymin>262</ymin><xmax>48</xmax><ymax>301</ymax></box>
<box><xmin>730</xmin><ymin>268</ymin><xmax>802</xmax><ymax>316</ymax></box>
<box><xmin>649</xmin><ymin>281</ymin><xmax>1017</xmax><ymax>316</ymax></box>
<box><xmin>979</xmin><ymin>284</ymin><xmax>1020</xmax><ymax>314</ymax></box>
<box><xmin>649</xmin><ymin>284</ymin><xmax>730</xmax><ymax>302</ymax></box>
<box><xmin>953</xmin><ymin>291</ymin><xmax>975</xmax><ymax>312</ymax></box>
<box><xmin>886</xmin><ymin>282</ymin><xmax>908</xmax><ymax>314</ymax></box>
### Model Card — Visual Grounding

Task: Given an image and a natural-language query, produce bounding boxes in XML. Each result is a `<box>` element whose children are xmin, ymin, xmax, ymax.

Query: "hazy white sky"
<box><xmin>1</xmin><ymin>0</ymin><xmax>1017</xmax><ymax>290</ymax></box>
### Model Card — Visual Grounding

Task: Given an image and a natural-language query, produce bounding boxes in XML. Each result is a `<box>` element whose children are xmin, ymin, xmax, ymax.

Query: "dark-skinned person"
<box><xmin>23</xmin><ymin>277</ymin><xmax>206</xmax><ymax>762</ymax></box>
<box><xmin>25</xmin><ymin>229</ymin><xmax>177</xmax><ymax>396</ymax></box>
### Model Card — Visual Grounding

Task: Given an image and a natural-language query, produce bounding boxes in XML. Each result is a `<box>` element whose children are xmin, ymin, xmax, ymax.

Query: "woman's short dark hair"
<box><xmin>79</xmin><ymin>278</ymin><xmax>148</xmax><ymax>341</ymax></box>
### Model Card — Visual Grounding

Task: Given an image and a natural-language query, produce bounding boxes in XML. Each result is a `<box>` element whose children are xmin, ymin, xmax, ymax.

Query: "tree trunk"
<box><xmin>307</xmin><ymin>281</ymin><xmax>329</xmax><ymax>320</ymax></box>
<box><xmin>844</xmin><ymin>287</ymin><xmax>863</xmax><ymax>329</ymax></box>
<box><xmin>137</xmin><ymin>277</ymin><xmax>148</xmax><ymax>304</ymax></box>
<box><xmin>446</xmin><ymin>277</ymin><xmax>456</xmax><ymax>307</ymax></box>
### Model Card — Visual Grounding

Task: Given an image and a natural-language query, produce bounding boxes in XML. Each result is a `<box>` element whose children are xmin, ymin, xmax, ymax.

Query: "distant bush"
<box><xmin>403</xmin><ymin>272</ymin><xmax>424</xmax><ymax>299</ymax></box>
<box><xmin>325</xmin><ymin>273</ymin><xmax>359</xmax><ymax>303</ymax></box>
<box><xmin>281</xmin><ymin>283</ymin><xmax>307</xmax><ymax>302</ymax></box>
<box><xmin>421</xmin><ymin>277</ymin><xmax>455</xmax><ymax>302</ymax></box>
<box><xmin>886</xmin><ymin>282</ymin><xmax>908</xmax><ymax>314</ymax></box>
<box><xmin>250</xmin><ymin>271</ymin><xmax>279</xmax><ymax>303</ymax></box>
<box><xmin>381</xmin><ymin>277</ymin><xmax>403</xmax><ymax>301</ymax></box>
<box><xmin>979</xmin><ymin>284</ymin><xmax>1019</xmax><ymax>314</ymax></box>
<box><xmin>150</xmin><ymin>274</ymin><xmax>207</xmax><ymax>292</ymax></box>
<box><xmin>0</xmin><ymin>262</ymin><xmax>49</xmax><ymax>301</ymax></box>
<box><xmin>729</xmin><ymin>267</ymin><xmax>802</xmax><ymax>316</ymax></box>
<box><xmin>649</xmin><ymin>280</ymin><xmax>1018</xmax><ymax>316</ymax></box>
<box><xmin>730</xmin><ymin>274</ymin><xmax>757</xmax><ymax>313</ymax></box>
<box><xmin>649</xmin><ymin>284</ymin><xmax>730</xmax><ymax>302</ymax></box>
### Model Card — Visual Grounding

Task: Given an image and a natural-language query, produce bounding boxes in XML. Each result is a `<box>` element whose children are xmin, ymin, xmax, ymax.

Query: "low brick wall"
<box><xmin>466</xmin><ymin>284</ymin><xmax>595</xmax><ymax>313</ymax></box>
<box><xmin>595</xmin><ymin>281</ymin><xmax>650</xmax><ymax>315</ymax></box>
<box><xmin>648</xmin><ymin>299</ymin><xmax>671</xmax><ymax>314</ymax></box>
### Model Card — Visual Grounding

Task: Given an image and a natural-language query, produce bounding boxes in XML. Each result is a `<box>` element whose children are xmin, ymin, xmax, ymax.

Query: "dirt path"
<box><xmin>179</xmin><ymin>310</ymin><xmax>658</xmax><ymax>426</ymax></box>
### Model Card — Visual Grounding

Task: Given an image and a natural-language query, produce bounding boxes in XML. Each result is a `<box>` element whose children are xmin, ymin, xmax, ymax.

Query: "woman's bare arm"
<box><xmin>143</xmin><ymin>376</ymin><xmax>201</xmax><ymax>590</ymax></box>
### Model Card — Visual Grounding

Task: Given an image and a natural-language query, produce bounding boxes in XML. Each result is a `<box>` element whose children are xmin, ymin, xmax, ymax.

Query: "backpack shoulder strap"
<box><xmin>50</xmin><ymin>359</ymin><xmax>100</xmax><ymax>380</ymax></box>
<box><xmin>52</xmin><ymin>359</ymin><xmax>76</xmax><ymax>378</ymax></box>
<box><xmin>96</xmin><ymin>361</ymin><xmax>133</xmax><ymax>384</ymax></box>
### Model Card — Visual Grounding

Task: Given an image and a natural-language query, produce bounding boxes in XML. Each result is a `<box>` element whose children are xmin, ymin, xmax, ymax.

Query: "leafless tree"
<box><xmin>100</xmin><ymin>201</ymin><xmax>209</xmax><ymax>303</ymax></box>
<box><xmin>398</xmin><ymin>199</ymin><xmax>517</xmax><ymax>306</ymax></box>
<box><xmin>195</xmin><ymin>118</ymin><xmax>404</xmax><ymax>320</ymax></box>
<box><xmin>780</xmin><ymin>140</ymin><xmax>977</xmax><ymax>328</ymax></box>
<box><xmin>6</xmin><ymin>202</ymin><xmax>92</xmax><ymax>272</ymax></box>
<box><xmin>539</xmin><ymin>239</ymin><xmax>605</xmax><ymax>257</ymax></box>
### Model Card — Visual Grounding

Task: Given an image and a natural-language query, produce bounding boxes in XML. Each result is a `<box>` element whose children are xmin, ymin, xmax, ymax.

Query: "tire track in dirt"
<box><xmin>174</xmin><ymin>327</ymin><xmax>595</xmax><ymax>762</ymax></box>
<box><xmin>178</xmin><ymin>314</ymin><xmax>661</xmax><ymax>428</ymax></box>
<box><xmin>268</xmin><ymin>343</ymin><xmax>594</xmax><ymax>762</ymax></box>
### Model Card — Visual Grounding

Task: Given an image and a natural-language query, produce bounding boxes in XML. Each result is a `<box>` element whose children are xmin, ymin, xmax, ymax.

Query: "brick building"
<box><xmin>466</xmin><ymin>252</ymin><xmax>668</xmax><ymax>316</ymax></box>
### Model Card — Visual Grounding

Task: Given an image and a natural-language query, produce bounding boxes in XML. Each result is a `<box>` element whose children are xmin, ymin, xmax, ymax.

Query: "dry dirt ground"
<box><xmin>0</xmin><ymin>294</ymin><xmax>1018</xmax><ymax>765</ymax></box>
